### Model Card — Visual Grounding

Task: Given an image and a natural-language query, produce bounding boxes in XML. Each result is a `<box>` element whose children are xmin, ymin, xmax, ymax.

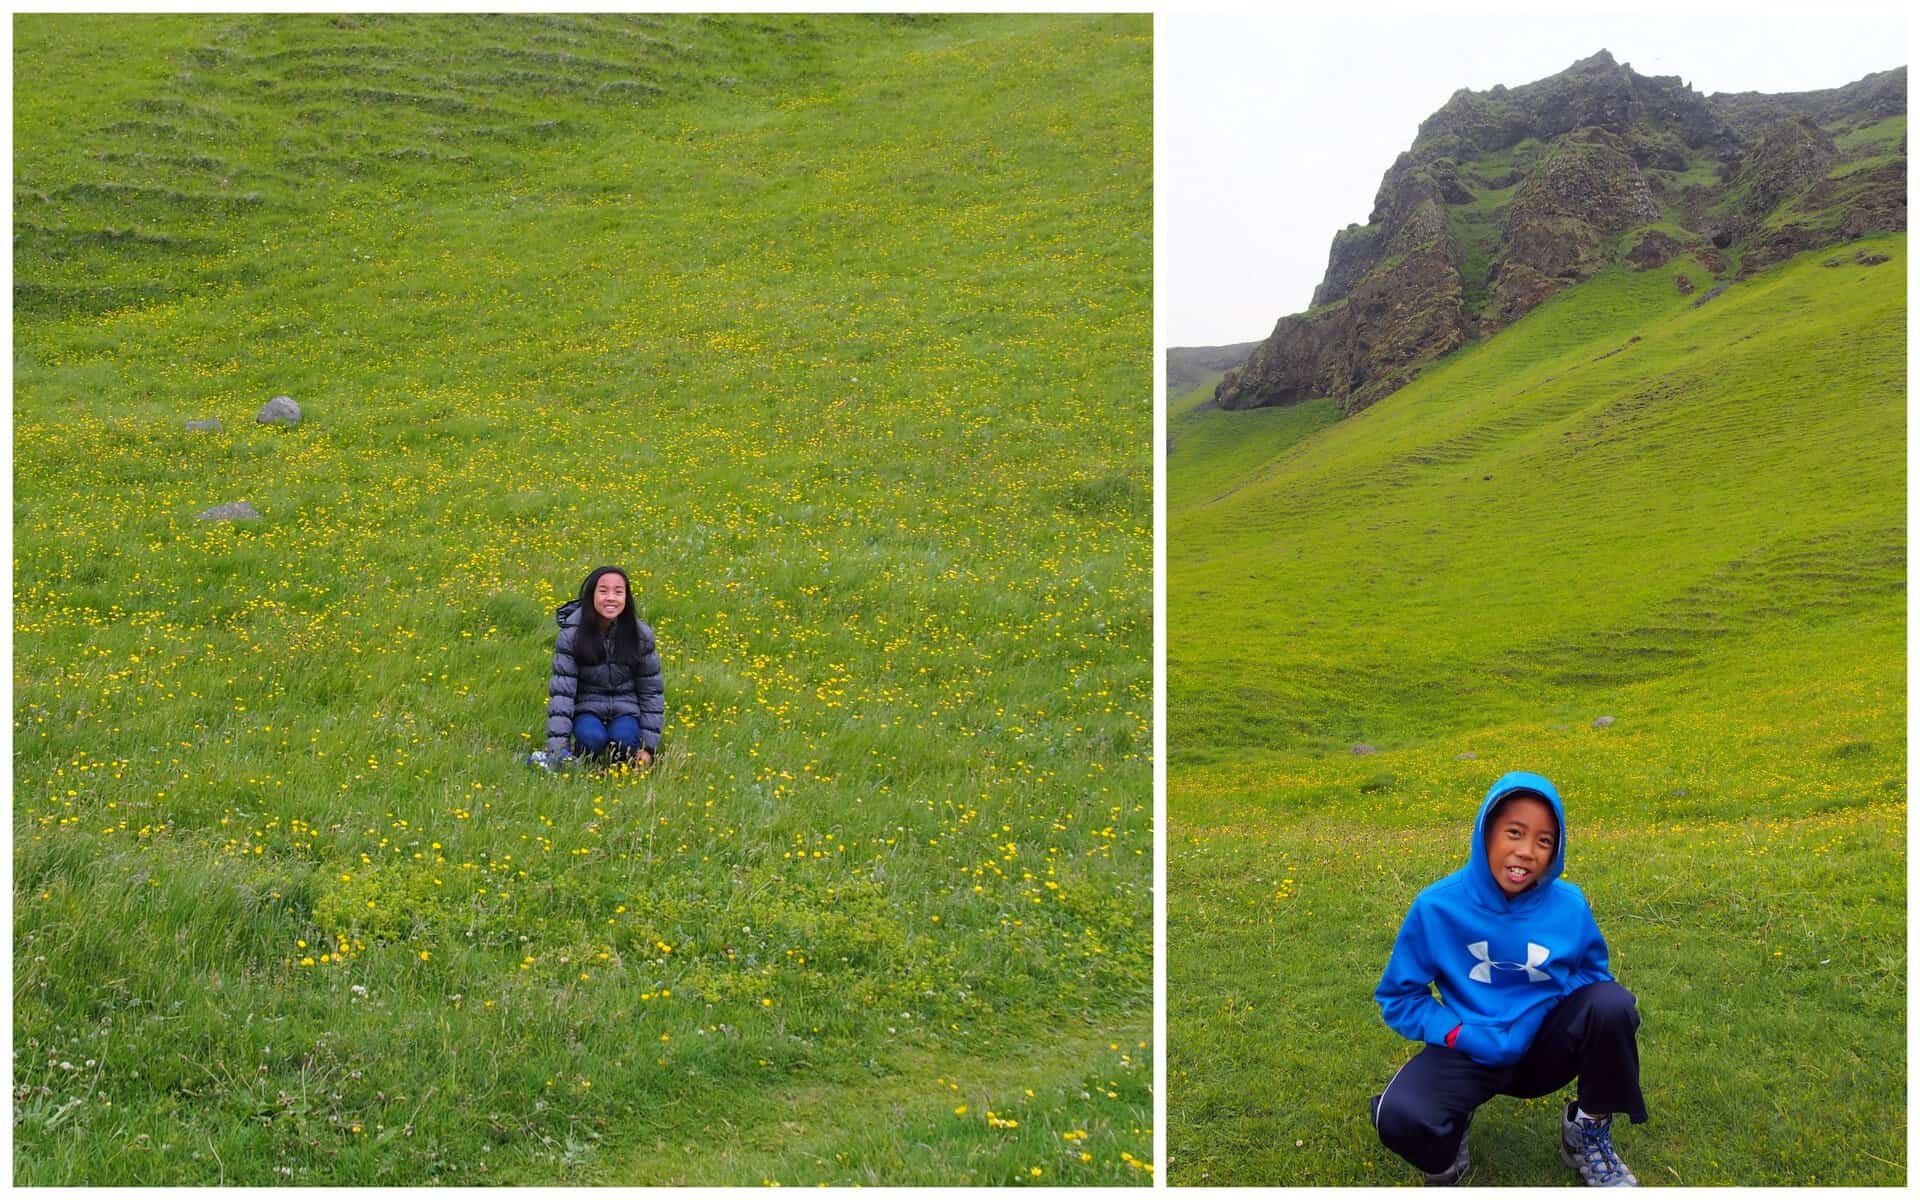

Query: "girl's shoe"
<box><xmin>1561</xmin><ymin>1102</ymin><xmax>1637</xmax><ymax>1187</ymax></box>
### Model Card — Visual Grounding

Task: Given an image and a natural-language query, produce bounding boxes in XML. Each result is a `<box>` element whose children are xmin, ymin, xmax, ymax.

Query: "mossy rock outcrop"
<box><xmin>1217</xmin><ymin>50</ymin><xmax>1907</xmax><ymax>417</ymax></box>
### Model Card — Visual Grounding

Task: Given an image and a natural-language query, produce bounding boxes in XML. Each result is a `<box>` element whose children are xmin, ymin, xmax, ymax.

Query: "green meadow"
<box><xmin>13</xmin><ymin>14</ymin><xmax>1152</xmax><ymax>1185</ymax></box>
<box><xmin>1167</xmin><ymin>240</ymin><xmax>1904</xmax><ymax>1184</ymax></box>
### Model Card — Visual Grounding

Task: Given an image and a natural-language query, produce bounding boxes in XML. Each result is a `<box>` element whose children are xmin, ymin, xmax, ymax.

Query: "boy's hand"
<box><xmin>638</xmin><ymin>748</ymin><xmax>653</xmax><ymax>767</ymax></box>
<box><xmin>1449</xmin><ymin>1023</ymin><xmax>1492</xmax><ymax>1063</ymax></box>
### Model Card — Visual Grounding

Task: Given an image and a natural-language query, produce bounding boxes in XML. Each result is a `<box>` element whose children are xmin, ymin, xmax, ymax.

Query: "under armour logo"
<box><xmin>1467</xmin><ymin>940</ymin><xmax>1551</xmax><ymax>983</ymax></box>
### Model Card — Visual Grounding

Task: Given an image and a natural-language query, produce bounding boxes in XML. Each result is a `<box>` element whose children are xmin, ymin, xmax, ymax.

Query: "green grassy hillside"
<box><xmin>1167</xmin><ymin>378</ymin><xmax>1340</xmax><ymax>514</ymax></box>
<box><xmin>13</xmin><ymin>14</ymin><xmax>1152</xmax><ymax>1185</ymax></box>
<box><xmin>1167</xmin><ymin>239</ymin><xmax>1904</xmax><ymax>1184</ymax></box>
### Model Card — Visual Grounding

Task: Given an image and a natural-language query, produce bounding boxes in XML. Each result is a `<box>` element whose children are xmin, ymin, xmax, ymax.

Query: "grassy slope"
<box><xmin>1167</xmin><ymin>239</ymin><xmax>1905</xmax><ymax>1185</ymax></box>
<box><xmin>1167</xmin><ymin>377</ymin><xmax>1340</xmax><ymax>516</ymax></box>
<box><xmin>13</xmin><ymin>14</ymin><xmax>1152</xmax><ymax>1185</ymax></box>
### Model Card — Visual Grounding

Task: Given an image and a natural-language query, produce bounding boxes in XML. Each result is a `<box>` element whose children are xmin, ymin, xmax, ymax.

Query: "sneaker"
<box><xmin>1424</xmin><ymin>1109</ymin><xmax>1473</xmax><ymax>1186</ymax></box>
<box><xmin>1561</xmin><ymin>1101</ymin><xmax>1637</xmax><ymax>1187</ymax></box>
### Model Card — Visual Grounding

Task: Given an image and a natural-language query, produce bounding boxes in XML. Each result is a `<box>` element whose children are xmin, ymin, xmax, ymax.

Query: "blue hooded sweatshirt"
<box><xmin>1374</xmin><ymin>771</ymin><xmax>1613</xmax><ymax>1067</ymax></box>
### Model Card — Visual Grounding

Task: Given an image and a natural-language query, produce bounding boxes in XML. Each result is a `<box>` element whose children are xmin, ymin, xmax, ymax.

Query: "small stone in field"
<box><xmin>1351</xmin><ymin>743</ymin><xmax>1377</xmax><ymax>756</ymax></box>
<box><xmin>198</xmin><ymin>501</ymin><xmax>261</xmax><ymax>521</ymax></box>
<box><xmin>185</xmin><ymin>418</ymin><xmax>222</xmax><ymax>432</ymax></box>
<box><xmin>1592</xmin><ymin>715</ymin><xmax>1615</xmax><ymax>729</ymax></box>
<box><xmin>257</xmin><ymin>395</ymin><xmax>302</xmax><ymax>425</ymax></box>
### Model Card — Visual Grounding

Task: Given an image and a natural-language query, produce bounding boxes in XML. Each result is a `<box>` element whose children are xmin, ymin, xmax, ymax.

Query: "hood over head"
<box><xmin>1468</xmin><ymin>771</ymin><xmax>1567</xmax><ymax>909</ymax></box>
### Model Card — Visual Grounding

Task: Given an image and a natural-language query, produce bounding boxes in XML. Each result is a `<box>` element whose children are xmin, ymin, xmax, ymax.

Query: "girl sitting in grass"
<box><xmin>536</xmin><ymin>565</ymin><xmax>664</xmax><ymax>768</ymax></box>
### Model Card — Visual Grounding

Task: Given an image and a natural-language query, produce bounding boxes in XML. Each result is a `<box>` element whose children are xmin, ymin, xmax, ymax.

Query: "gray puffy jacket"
<box><xmin>546</xmin><ymin>600</ymin><xmax>665</xmax><ymax>754</ymax></box>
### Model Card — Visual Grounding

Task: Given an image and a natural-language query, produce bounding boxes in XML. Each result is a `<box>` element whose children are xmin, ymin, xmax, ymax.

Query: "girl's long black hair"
<box><xmin>571</xmin><ymin>565</ymin><xmax>645</xmax><ymax>666</ymax></box>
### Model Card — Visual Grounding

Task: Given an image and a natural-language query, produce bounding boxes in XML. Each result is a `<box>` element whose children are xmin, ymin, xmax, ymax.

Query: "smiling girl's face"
<box><xmin>593</xmin><ymin>573</ymin><xmax>628</xmax><ymax>622</ymax></box>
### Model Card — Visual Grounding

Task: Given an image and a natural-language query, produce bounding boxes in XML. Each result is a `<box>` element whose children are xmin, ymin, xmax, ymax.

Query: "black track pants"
<box><xmin>1369</xmin><ymin>981</ymin><xmax>1647</xmax><ymax>1175</ymax></box>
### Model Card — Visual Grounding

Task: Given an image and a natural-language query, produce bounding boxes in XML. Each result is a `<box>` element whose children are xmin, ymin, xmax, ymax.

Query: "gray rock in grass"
<box><xmin>1351</xmin><ymin>743</ymin><xmax>1377</xmax><ymax>756</ymax></box>
<box><xmin>1591</xmin><ymin>715</ymin><xmax>1615</xmax><ymax>729</ymax></box>
<box><xmin>185</xmin><ymin>417</ymin><xmax>222</xmax><ymax>432</ymax></box>
<box><xmin>198</xmin><ymin>500</ymin><xmax>261</xmax><ymax>521</ymax></box>
<box><xmin>256</xmin><ymin>394</ymin><xmax>302</xmax><ymax>425</ymax></box>
<box><xmin>1456</xmin><ymin>751</ymin><xmax>1477</xmax><ymax>760</ymax></box>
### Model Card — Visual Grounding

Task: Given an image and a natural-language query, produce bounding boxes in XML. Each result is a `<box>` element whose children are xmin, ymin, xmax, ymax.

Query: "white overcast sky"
<box><xmin>1159</xmin><ymin>10</ymin><xmax>1909</xmax><ymax>347</ymax></box>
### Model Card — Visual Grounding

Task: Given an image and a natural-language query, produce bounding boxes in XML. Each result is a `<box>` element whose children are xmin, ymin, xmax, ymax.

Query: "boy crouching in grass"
<box><xmin>1369</xmin><ymin>772</ymin><xmax>1646</xmax><ymax>1187</ymax></box>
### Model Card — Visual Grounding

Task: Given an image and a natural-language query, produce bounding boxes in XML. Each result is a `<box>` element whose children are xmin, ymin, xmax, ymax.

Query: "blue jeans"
<box><xmin>572</xmin><ymin>713</ymin><xmax>642</xmax><ymax>759</ymax></box>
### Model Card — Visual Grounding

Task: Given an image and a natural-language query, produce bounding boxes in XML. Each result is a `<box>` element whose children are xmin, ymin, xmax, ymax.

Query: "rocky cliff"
<box><xmin>1167</xmin><ymin>341</ymin><xmax>1259</xmax><ymax>399</ymax></box>
<box><xmin>1215</xmin><ymin>51</ymin><xmax>1907</xmax><ymax>414</ymax></box>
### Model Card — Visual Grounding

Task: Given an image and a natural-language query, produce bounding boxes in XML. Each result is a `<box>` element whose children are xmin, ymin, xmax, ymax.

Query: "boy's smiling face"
<box><xmin>1486</xmin><ymin>794</ymin><xmax>1557</xmax><ymax>897</ymax></box>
